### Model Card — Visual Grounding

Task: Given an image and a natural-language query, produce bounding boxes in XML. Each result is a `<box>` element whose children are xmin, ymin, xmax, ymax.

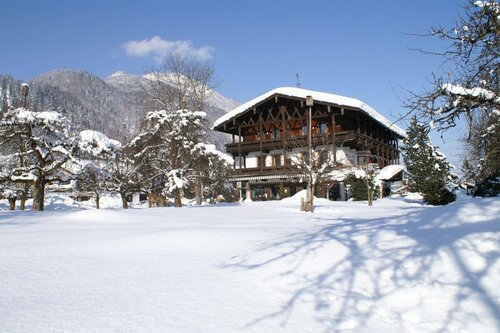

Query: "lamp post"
<box><xmin>304</xmin><ymin>95</ymin><xmax>314</xmax><ymax>212</ymax></box>
<box><xmin>306</xmin><ymin>95</ymin><xmax>313</xmax><ymax>168</ymax></box>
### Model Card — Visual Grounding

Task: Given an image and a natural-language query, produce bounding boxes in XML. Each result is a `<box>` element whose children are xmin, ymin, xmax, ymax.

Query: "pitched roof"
<box><xmin>213</xmin><ymin>87</ymin><xmax>406</xmax><ymax>138</ymax></box>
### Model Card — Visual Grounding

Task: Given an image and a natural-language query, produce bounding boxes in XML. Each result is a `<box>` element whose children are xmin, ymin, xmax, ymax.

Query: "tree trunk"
<box><xmin>368</xmin><ymin>188</ymin><xmax>373</xmax><ymax>206</ymax></box>
<box><xmin>301</xmin><ymin>186</ymin><xmax>314</xmax><ymax>212</ymax></box>
<box><xmin>173</xmin><ymin>188</ymin><xmax>182</xmax><ymax>207</ymax></box>
<box><xmin>195</xmin><ymin>179</ymin><xmax>203</xmax><ymax>205</ymax></box>
<box><xmin>20</xmin><ymin>187</ymin><xmax>28</xmax><ymax>210</ymax></box>
<box><xmin>120</xmin><ymin>192</ymin><xmax>128</xmax><ymax>209</ymax></box>
<box><xmin>8</xmin><ymin>198</ymin><xmax>16</xmax><ymax>210</ymax></box>
<box><xmin>32</xmin><ymin>176</ymin><xmax>45</xmax><ymax>211</ymax></box>
<box><xmin>95</xmin><ymin>192</ymin><xmax>100</xmax><ymax>209</ymax></box>
<box><xmin>159</xmin><ymin>195</ymin><xmax>167</xmax><ymax>207</ymax></box>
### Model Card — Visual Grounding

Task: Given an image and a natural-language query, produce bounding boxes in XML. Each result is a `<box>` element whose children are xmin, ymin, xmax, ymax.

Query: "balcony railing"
<box><xmin>230</xmin><ymin>165</ymin><xmax>302</xmax><ymax>179</ymax></box>
<box><xmin>226</xmin><ymin>131</ymin><xmax>357</xmax><ymax>154</ymax></box>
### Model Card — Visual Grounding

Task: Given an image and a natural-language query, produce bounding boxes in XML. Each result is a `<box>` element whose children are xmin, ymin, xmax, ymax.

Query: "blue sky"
<box><xmin>0</xmin><ymin>0</ymin><xmax>468</xmax><ymax>164</ymax></box>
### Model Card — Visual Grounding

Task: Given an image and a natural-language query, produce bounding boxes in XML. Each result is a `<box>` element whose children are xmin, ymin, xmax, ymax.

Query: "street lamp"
<box><xmin>304</xmin><ymin>95</ymin><xmax>314</xmax><ymax>212</ymax></box>
<box><xmin>305</xmin><ymin>95</ymin><xmax>313</xmax><ymax>167</ymax></box>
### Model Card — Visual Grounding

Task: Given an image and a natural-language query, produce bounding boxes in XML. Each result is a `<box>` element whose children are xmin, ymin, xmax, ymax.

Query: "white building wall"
<box><xmin>245</xmin><ymin>156</ymin><xmax>258</xmax><ymax>168</ymax></box>
<box><xmin>265</xmin><ymin>155</ymin><xmax>273</xmax><ymax>167</ymax></box>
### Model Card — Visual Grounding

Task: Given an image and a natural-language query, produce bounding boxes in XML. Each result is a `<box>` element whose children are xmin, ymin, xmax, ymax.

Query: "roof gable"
<box><xmin>213</xmin><ymin>87</ymin><xmax>406</xmax><ymax>138</ymax></box>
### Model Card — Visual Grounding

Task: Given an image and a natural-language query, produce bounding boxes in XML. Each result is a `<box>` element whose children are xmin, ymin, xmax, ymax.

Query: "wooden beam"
<box><xmin>259</xmin><ymin>120</ymin><xmax>263</xmax><ymax>172</ymax></box>
<box><xmin>238</xmin><ymin>126</ymin><xmax>242</xmax><ymax>170</ymax></box>
<box><xmin>281</xmin><ymin>106</ymin><xmax>287</xmax><ymax>165</ymax></box>
<box><xmin>332</xmin><ymin>114</ymin><xmax>336</xmax><ymax>162</ymax></box>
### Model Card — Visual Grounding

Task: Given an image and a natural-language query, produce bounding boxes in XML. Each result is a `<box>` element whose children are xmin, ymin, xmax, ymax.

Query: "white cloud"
<box><xmin>122</xmin><ymin>36</ymin><xmax>215</xmax><ymax>62</ymax></box>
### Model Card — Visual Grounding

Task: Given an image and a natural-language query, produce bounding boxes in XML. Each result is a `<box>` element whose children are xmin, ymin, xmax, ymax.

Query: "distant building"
<box><xmin>213</xmin><ymin>87</ymin><xmax>405</xmax><ymax>201</ymax></box>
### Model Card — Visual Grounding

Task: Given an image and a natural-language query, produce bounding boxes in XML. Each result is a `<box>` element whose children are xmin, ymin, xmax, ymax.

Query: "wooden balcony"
<box><xmin>226</xmin><ymin>130</ymin><xmax>357</xmax><ymax>155</ymax></box>
<box><xmin>230</xmin><ymin>165</ymin><xmax>302</xmax><ymax>180</ymax></box>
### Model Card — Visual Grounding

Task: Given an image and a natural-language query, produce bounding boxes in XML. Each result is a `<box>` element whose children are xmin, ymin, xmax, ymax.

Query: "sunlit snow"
<box><xmin>0</xmin><ymin>194</ymin><xmax>498</xmax><ymax>332</ymax></box>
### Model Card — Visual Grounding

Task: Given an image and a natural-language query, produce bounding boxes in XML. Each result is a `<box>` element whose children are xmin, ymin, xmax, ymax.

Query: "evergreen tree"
<box><xmin>402</xmin><ymin>116</ymin><xmax>456</xmax><ymax>205</ymax></box>
<box><xmin>346</xmin><ymin>167</ymin><xmax>379</xmax><ymax>205</ymax></box>
<box><xmin>137</xmin><ymin>52</ymin><xmax>218</xmax><ymax>207</ymax></box>
<box><xmin>190</xmin><ymin>143</ymin><xmax>233</xmax><ymax>204</ymax></box>
<box><xmin>131</xmin><ymin>108</ymin><xmax>207</xmax><ymax>207</ymax></box>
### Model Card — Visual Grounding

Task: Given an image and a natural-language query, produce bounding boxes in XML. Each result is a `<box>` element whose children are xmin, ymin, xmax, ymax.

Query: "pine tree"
<box><xmin>402</xmin><ymin>116</ymin><xmax>456</xmax><ymax>205</ymax></box>
<box><xmin>131</xmin><ymin>108</ymin><xmax>207</xmax><ymax>207</ymax></box>
<box><xmin>136</xmin><ymin>52</ymin><xmax>218</xmax><ymax>207</ymax></box>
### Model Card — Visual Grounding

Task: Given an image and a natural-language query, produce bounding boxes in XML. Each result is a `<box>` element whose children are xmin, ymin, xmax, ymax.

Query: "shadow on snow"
<box><xmin>223</xmin><ymin>199</ymin><xmax>500</xmax><ymax>332</ymax></box>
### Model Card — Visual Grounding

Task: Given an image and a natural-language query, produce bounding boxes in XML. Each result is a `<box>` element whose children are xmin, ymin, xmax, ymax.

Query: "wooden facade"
<box><xmin>213</xmin><ymin>88</ymin><xmax>405</xmax><ymax>201</ymax></box>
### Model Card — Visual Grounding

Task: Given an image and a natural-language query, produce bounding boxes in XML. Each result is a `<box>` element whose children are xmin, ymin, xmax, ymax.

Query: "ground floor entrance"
<box><xmin>236</xmin><ymin>180</ymin><xmax>347</xmax><ymax>201</ymax></box>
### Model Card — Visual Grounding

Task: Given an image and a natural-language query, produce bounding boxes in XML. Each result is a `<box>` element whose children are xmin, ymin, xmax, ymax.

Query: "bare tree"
<box><xmin>136</xmin><ymin>52</ymin><xmax>218</xmax><ymax>207</ymax></box>
<box><xmin>404</xmin><ymin>1</ymin><xmax>499</xmax><ymax>194</ymax></box>
<box><xmin>142</xmin><ymin>52</ymin><xmax>217</xmax><ymax>112</ymax></box>
<box><xmin>288</xmin><ymin>147</ymin><xmax>338</xmax><ymax>212</ymax></box>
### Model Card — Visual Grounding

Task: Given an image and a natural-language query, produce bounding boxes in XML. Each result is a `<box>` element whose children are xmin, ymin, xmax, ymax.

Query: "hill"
<box><xmin>0</xmin><ymin>70</ymin><xmax>240</xmax><ymax>148</ymax></box>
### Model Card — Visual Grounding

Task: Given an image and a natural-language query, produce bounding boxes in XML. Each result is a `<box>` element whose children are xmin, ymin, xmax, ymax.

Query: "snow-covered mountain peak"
<box><xmin>108</xmin><ymin>71</ymin><xmax>129</xmax><ymax>78</ymax></box>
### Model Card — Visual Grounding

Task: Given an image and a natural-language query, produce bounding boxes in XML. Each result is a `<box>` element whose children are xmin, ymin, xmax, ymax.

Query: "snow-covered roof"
<box><xmin>213</xmin><ymin>87</ymin><xmax>406</xmax><ymax>138</ymax></box>
<box><xmin>376</xmin><ymin>164</ymin><xmax>404</xmax><ymax>181</ymax></box>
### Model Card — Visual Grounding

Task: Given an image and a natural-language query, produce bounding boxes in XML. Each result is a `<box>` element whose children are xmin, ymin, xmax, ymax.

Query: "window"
<box><xmin>302</xmin><ymin>153</ymin><xmax>310</xmax><ymax>165</ymax></box>
<box><xmin>320</xmin><ymin>123</ymin><xmax>327</xmax><ymax>134</ymax></box>
<box><xmin>235</xmin><ymin>156</ymin><xmax>244</xmax><ymax>169</ymax></box>
<box><xmin>272</xmin><ymin>128</ymin><xmax>280</xmax><ymax>139</ymax></box>
<box><xmin>320</xmin><ymin>151</ymin><xmax>329</xmax><ymax>164</ymax></box>
<box><xmin>302</xmin><ymin>125</ymin><xmax>308</xmax><ymax>135</ymax></box>
<box><xmin>252</xmin><ymin>186</ymin><xmax>265</xmax><ymax>200</ymax></box>
<box><xmin>272</xmin><ymin>155</ymin><xmax>282</xmax><ymax>167</ymax></box>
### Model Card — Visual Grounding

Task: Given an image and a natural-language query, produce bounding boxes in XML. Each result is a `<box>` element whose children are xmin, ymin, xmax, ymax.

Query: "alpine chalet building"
<box><xmin>213</xmin><ymin>87</ymin><xmax>406</xmax><ymax>201</ymax></box>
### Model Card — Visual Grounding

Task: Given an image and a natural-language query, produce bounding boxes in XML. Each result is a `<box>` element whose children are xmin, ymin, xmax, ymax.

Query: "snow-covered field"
<box><xmin>0</xmin><ymin>194</ymin><xmax>499</xmax><ymax>332</ymax></box>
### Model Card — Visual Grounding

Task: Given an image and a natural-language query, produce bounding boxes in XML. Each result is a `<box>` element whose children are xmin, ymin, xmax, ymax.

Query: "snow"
<box><xmin>15</xmin><ymin>109</ymin><xmax>61</xmax><ymax>124</ymax></box>
<box><xmin>354</xmin><ymin>168</ymin><xmax>367</xmax><ymax>179</ymax></box>
<box><xmin>213</xmin><ymin>87</ymin><xmax>407</xmax><ymax>138</ymax></box>
<box><xmin>442</xmin><ymin>83</ymin><xmax>500</xmax><ymax>104</ymax></box>
<box><xmin>280</xmin><ymin>189</ymin><xmax>330</xmax><ymax>205</ymax></box>
<box><xmin>195</xmin><ymin>142</ymin><xmax>234</xmax><ymax>165</ymax></box>
<box><xmin>0</xmin><ymin>195</ymin><xmax>499</xmax><ymax>332</ymax></box>
<box><xmin>167</xmin><ymin>169</ymin><xmax>188</xmax><ymax>191</ymax></box>
<box><xmin>78</xmin><ymin>130</ymin><xmax>122</xmax><ymax>156</ymax></box>
<box><xmin>376</xmin><ymin>164</ymin><xmax>404</xmax><ymax>181</ymax></box>
<box><xmin>474</xmin><ymin>1</ymin><xmax>500</xmax><ymax>14</ymax></box>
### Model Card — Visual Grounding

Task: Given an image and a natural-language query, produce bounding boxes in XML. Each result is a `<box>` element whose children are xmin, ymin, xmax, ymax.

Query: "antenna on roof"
<box><xmin>295</xmin><ymin>73</ymin><xmax>301</xmax><ymax>88</ymax></box>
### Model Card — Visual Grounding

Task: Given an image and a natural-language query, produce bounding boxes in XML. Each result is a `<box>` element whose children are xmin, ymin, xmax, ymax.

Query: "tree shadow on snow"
<box><xmin>223</xmin><ymin>199</ymin><xmax>500</xmax><ymax>332</ymax></box>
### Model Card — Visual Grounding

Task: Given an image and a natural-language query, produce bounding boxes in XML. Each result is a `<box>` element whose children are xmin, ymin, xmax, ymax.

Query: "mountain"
<box><xmin>0</xmin><ymin>70</ymin><xmax>240</xmax><ymax>149</ymax></box>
